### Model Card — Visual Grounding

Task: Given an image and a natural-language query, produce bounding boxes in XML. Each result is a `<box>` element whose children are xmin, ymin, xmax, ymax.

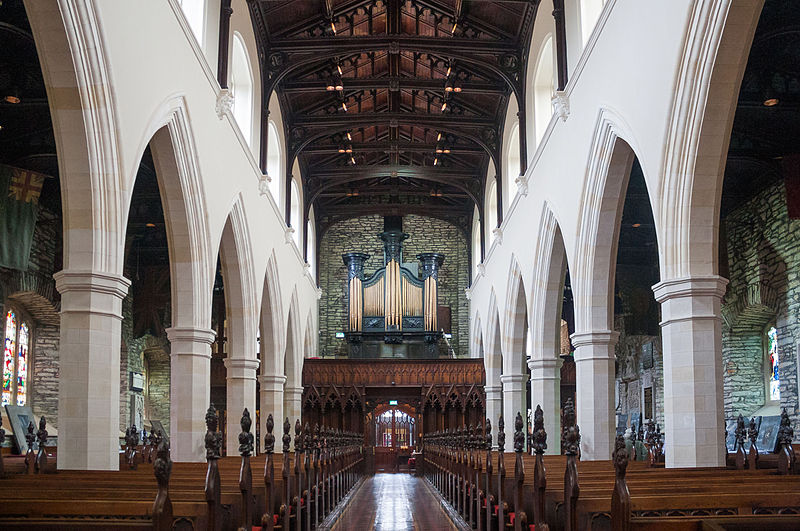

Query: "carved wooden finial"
<box><xmin>734</xmin><ymin>414</ymin><xmax>747</xmax><ymax>470</ymax></box>
<box><xmin>283</xmin><ymin>417</ymin><xmax>291</xmax><ymax>453</ymax></box>
<box><xmin>530</xmin><ymin>404</ymin><xmax>547</xmax><ymax>455</ymax></box>
<box><xmin>777</xmin><ymin>408</ymin><xmax>795</xmax><ymax>475</ymax></box>
<box><xmin>514</xmin><ymin>412</ymin><xmax>525</xmax><ymax>453</ymax></box>
<box><xmin>205</xmin><ymin>405</ymin><xmax>222</xmax><ymax>460</ymax></box>
<box><xmin>294</xmin><ymin>419</ymin><xmax>302</xmax><ymax>453</ymax></box>
<box><xmin>561</xmin><ymin>398</ymin><xmax>580</xmax><ymax>456</ymax></box>
<box><xmin>265</xmin><ymin>414</ymin><xmax>275</xmax><ymax>454</ymax></box>
<box><xmin>152</xmin><ymin>431</ymin><xmax>173</xmax><ymax>531</ymax></box>
<box><xmin>611</xmin><ymin>434</ymin><xmax>631</xmax><ymax>527</ymax></box>
<box><xmin>35</xmin><ymin>417</ymin><xmax>49</xmax><ymax>474</ymax></box>
<box><xmin>497</xmin><ymin>415</ymin><xmax>506</xmax><ymax>452</ymax></box>
<box><xmin>304</xmin><ymin>422</ymin><xmax>312</xmax><ymax>452</ymax></box>
<box><xmin>238</xmin><ymin>408</ymin><xmax>254</xmax><ymax>457</ymax></box>
<box><xmin>485</xmin><ymin>418</ymin><xmax>492</xmax><ymax>450</ymax></box>
<box><xmin>747</xmin><ymin>416</ymin><xmax>759</xmax><ymax>470</ymax></box>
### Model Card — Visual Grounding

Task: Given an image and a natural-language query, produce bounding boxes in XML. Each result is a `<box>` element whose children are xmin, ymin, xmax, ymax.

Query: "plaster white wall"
<box><xmin>29</xmin><ymin>0</ymin><xmax>317</xmax><ymax>468</ymax></box>
<box><xmin>470</xmin><ymin>0</ymin><xmax>761</xmax><ymax>465</ymax></box>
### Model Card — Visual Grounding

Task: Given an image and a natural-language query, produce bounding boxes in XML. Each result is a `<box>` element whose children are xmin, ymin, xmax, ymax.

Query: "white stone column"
<box><xmin>653</xmin><ymin>276</ymin><xmax>728</xmax><ymax>468</ymax></box>
<box><xmin>528</xmin><ymin>357</ymin><xmax>561</xmax><ymax>455</ymax></box>
<box><xmin>284</xmin><ymin>385</ymin><xmax>304</xmax><ymax>427</ymax></box>
<box><xmin>500</xmin><ymin>373</ymin><xmax>527</xmax><ymax>435</ymax></box>
<box><xmin>54</xmin><ymin>270</ymin><xmax>130</xmax><ymax>470</ymax></box>
<box><xmin>485</xmin><ymin>384</ymin><xmax>503</xmax><ymax>442</ymax></box>
<box><xmin>260</xmin><ymin>374</ymin><xmax>287</xmax><ymax>452</ymax></box>
<box><xmin>571</xmin><ymin>330</ymin><xmax>618</xmax><ymax>460</ymax></box>
<box><xmin>166</xmin><ymin>326</ymin><xmax>216</xmax><ymax>462</ymax></box>
<box><xmin>224</xmin><ymin>358</ymin><xmax>259</xmax><ymax>452</ymax></box>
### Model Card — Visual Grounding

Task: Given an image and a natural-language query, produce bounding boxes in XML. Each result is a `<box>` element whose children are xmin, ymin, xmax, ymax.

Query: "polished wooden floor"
<box><xmin>332</xmin><ymin>473</ymin><xmax>456</xmax><ymax>531</ymax></box>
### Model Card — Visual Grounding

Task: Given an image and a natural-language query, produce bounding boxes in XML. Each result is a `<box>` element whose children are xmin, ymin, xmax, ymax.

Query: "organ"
<box><xmin>343</xmin><ymin>219</ymin><xmax>445</xmax><ymax>358</ymax></box>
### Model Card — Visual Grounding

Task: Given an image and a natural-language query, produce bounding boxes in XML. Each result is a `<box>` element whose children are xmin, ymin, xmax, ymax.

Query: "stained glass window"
<box><xmin>768</xmin><ymin>326</ymin><xmax>780</xmax><ymax>402</ymax></box>
<box><xmin>3</xmin><ymin>310</ymin><xmax>17</xmax><ymax>406</ymax></box>
<box><xmin>2</xmin><ymin>310</ymin><xmax>30</xmax><ymax>407</ymax></box>
<box><xmin>17</xmin><ymin>322</ymin><xmax>29</xmax><ymax>405</ymax></box>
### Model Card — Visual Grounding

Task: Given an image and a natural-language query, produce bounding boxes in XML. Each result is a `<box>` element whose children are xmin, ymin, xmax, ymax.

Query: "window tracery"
<box><xmin>3</xmin><ymin>309</ymin><xmax>30</xmax><ymax>406</ymax></box>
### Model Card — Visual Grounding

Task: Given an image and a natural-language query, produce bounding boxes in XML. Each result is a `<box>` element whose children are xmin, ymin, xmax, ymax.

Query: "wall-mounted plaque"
<box><xmin>642</xmin><ymin>342</ymin><xmax>654</xmax><ymax>370</ymax></box>
<box><xmin>5</xmin><ymin>404</ymin><xmax>36</xmax><ymax>454</ymax></box>
<box><xmin>755</xmin><ymin>415</ymin><xmax>780</xmax><ymax>454</ymax></box>
<box><xmin>644</xmin><ymin>387</ymin><xmax>653</xmax><ymax>419</ymax></box>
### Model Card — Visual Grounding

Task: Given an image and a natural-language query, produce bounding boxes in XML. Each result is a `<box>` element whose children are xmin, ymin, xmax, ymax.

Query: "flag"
<box><xmin>0</xmin><ymin>165</ymin><xmax>47</xmax><ymax>270</ymax></box>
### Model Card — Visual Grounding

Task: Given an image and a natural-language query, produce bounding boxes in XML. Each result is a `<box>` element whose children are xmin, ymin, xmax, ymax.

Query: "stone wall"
<box><xmin>614</xmin><ymin>312</ymin><xmax>664</xmax><ymax>430</ymax></box>
<box><xmin>722</xmin><ymin>181</ymin><xmax>800</xmax><ymax>422</ymax></box>
<box><xmin>318</xmin><ymin>215</ymin><xmax>470</xmax><ymax>357</ymax></box>
<box><xmin>0</xmin><ymin>205</ymin><xmax>62</xmax><ymax>427</ymax></box>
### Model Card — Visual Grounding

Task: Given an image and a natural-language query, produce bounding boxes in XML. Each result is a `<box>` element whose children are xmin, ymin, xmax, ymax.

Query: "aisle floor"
<box><xmin>331</xmin><ymin>473</ymin><xmax>456</xmax><ymax>531</ymax></box>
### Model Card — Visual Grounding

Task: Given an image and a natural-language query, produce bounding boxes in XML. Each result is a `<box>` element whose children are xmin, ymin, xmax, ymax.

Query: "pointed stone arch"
<box><xmin>571</xmin><ymin>107</ymin><xmax>642</xmax><ymax>459</ymax></box>
<box><xmin>303</xmin><ymin>308</ymin><xmax>315</xmax><ymax>358</ymax></box>
<box><xmin>218</xmin><ymin>194</ymin><xmax>259</xmax><ymax>450</ymax></box>
<box><xmin>257</xmin><ymin>250</ymin><xmax>286</xmax><ymax>439</ymax></box>
<box><xmin>503</xmin><ymin>256</ymin><xmax>528</xmax><ymax>374</ymax></box>
<box><xmin>529</xmin><ymin>201</ymin><xmax>570</xmax><ymax>453</ymax></box>
<box><xmin>28</xmin><ymin>0</ymin><xmax>128</xmax><ymax>470</ymax></box>
<box><xmin>27</xmin><ymin>0</ymin><xmax>125</xmax><ymax>274</ymax></box>
<box><xmin>485</xmin><ymin>288</ymin><xmax>503</xmax><ymax>428</ymax></box>
<box><xmin>471</xmin><ymin>311</ymin><xmax>484</xmax><ymax>359</ymax></box>
<box><xmin>660</xmin><ymin>0</ymin><xmax>763</xmax><ymax>280</ymax></box>
<box><xmin>139</xmin><ymin>96</ymin><xmax>213</xmax><ymax>330</ymax></box>
<box><xmin>259</xmin><ymin>251</ymin><xmax>285</xmax><ymax>375</ymax></box>
<box><xmin>573</xmin><ymin>107</ymin><xmax>640</xmax><ymax>334</ymax></box>
<box><xmin>283</xmin><ymin>287</ymin><xmax>303</xmax><ymax>424</ymax></box>
<box><xmin>501</xmin><ymin>257</ymin><xmax>529</xmax><ymax>431</ymax></box>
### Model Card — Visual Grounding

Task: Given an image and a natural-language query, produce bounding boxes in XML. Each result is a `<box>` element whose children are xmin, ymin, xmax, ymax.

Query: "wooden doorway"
<box><xmin>373</xmin><ymin>404</ymin><xmax>416</xmax><ymax>473</ymax></box>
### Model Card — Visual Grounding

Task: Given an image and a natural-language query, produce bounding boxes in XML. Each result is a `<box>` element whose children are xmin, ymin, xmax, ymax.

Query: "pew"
<box><xmin>422</xmin><ymin>405</ymin><xmax>800</xmax><ymax>531</ymax></box>
<box><xmin>0</xmin><ymin>408</ymin><xmax>366</xmax><ymax>531</ymax></box>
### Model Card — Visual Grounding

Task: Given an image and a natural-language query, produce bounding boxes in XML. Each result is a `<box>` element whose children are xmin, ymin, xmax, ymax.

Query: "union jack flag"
<box><xmin>8</xmin><ymin>169</ymin><xmax>44</xmax><ymax>205</ymax></box>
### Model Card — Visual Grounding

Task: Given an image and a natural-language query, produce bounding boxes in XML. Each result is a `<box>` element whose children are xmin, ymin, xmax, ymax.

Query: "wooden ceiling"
<box><xmin>244</xmin><ymin>0</ymin><xmax>541</xmax><ymax>244</ymax></box>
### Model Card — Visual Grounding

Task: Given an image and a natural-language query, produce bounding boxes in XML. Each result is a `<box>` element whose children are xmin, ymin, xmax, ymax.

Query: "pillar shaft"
<box><xmin>485</xmin><ymin>384</ymin><xmax>503</xmax><ymax>439</ymax></box>
<box><xmin>167</xmin><ymin>326</ymin><xmax>216</xmax><ymax>462</ymax></box>
<box><xmin>224</xmin><ymin>358</ymin><xmax>259</xmax><ymax>452</ymax></box>
<box><xmin>284</xmin><ymin>385</ymin><xmax>303</xmax><ymax>426</ymax></box>
<box><xmin>571</xmin><ymin>330</ymin><xmax>618</xmax><ymax>460</ymax></box>
<box><xmin>528</xmin><ymin>358</ymin><xmax>561</xmax><ymax>455</ymax></box>
<box><xmin>500</xmin><ymin>373</ymin><xmax>527</xmax><ymax>435</ymax></box>
<box><xmin>55</xmin><ymin>270</ymin><xmax>130</xmax><ymax>470</ymax></box>
<box><xmin>260</xmin><ymin>374</ymin><xmax>287</xmax><ymax>453</ymax></box>
<box><xmin>653</xmin><ymin>276</ymin><xmax>728</xmax><ymax>468</ymax></box>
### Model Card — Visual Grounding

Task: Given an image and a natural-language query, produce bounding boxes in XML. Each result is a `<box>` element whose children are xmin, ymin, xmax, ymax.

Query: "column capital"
<box><xmin>484</xmin><ymin>385</ymin><xmax>503</xmax><ymax>394</ymax></box>
<box><xmin>652</xmin><ymin>275</ymin><xmax>728</xmax><ymax>303</ymax></box>
<box><xmin>223</xmin><ymin>358</ymin><xmax>260</xmax><ymax>371</ymax></box>
<box><xmin>284</xmin><ymin>385</ymin><xmax>304</xmax><ymax>397</ymax></box>
<box><xmin>570</xmin><ymin>330</ymin><xmax>619</xmax><ymax>348</ymax></box>
<box><xmin>166</xmin><ymin>326</ymin><xmax>216</xmax><ymax>345</ymax></box>
<box><xmin>259</xmin><ymin>374</ymin><xmax>288</xmax><ymax>387</ymax></box>
<box><xmin>500</xmin><ymin>373</ymin><xmax>528</xmax><ymax>385</ymax></box>
<box><xmin>528</xmin><ymin>357</ymin><xmax>562</xmax><ymax>373</ymax></box>
<box><xmin>54</xmin><ymin>269</ymin><xmax>130</xmax><ymax>299</ymax></box>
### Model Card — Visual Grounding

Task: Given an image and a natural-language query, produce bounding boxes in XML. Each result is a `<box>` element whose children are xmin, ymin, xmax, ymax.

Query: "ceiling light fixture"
<box><xmin>441</xmin><ymin>101</ymin><xmax>447</xmax><ymax>112</ymax></box>
<box><xmin>451</xmin><ymin>22</ymin><xmax>458</xmax><ymax>35</ymax></box>
<box><xmin>330</xmin><ymin>21</ymin><xmax>337</xmax><ymax>35</ymax></box>
<box><xmin>346</xmin><ymin>132</ymin><xmax>352</xmax><ymax>141</ymax></box>
<box><xmin>764</xmin><ymin>97</ymin><xmax>779</xmax><ymax>107</ymax></box>
<box><xmin>632</xmin><ymin>223</ymin><xmax>641</xmax><ymax>228</ymax></box>
<box><xmin>341</xmin><ymin>101</ymin><xmax>348</xmax><ymax>112</ymax></box>
<box><xmin>433</xmin><ymin>157</ymin><xmax>439</xmax><ymax>166</ymax></box>
<box><xmin>338</xmin><ymin>145</ymin><xmax>346</xmax><ymax>153</ymax></box>
<box><xmin>4</xmin><ymin>94</ymin><xmax>20</xmax><ymax>104</ymax></box>
<box><xmin>345</xmin><ymin>145</ymin><xmax>353</xmax><ymax>153</ymax></box>
<box><xmin>444</xmin><ymin>77</ymin><xmax>454</xmax><ymax>93</ymax></box>
<box><xmin>146</xmin><ymin>223</ymin><xmax>156</xmax><ymax>228</ymax></box>
<box><xmin>453</xmin><ymin>79</ymin><xmax>462</xmax><ymax>93</ymax></box>
<box><xmin>349</xmin><ymin>156</ymin><xmax>356</xmax><ymax>165</ymax></box>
